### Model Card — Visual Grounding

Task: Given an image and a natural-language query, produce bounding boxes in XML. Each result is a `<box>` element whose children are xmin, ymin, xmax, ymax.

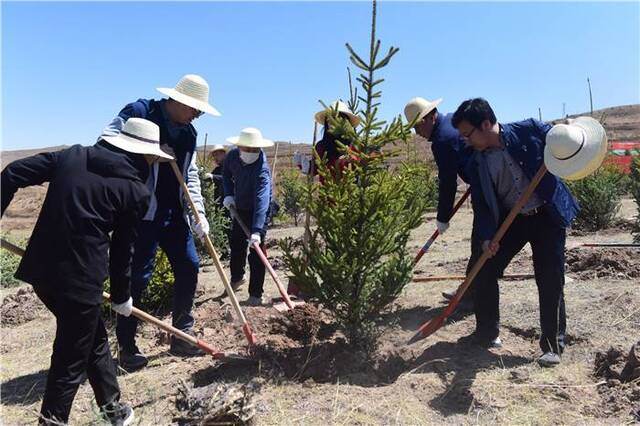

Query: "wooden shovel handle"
<box><xmin>169</xmin><ymin>161</ymin><xmax>256</xmax><ymax>346</ymax></box>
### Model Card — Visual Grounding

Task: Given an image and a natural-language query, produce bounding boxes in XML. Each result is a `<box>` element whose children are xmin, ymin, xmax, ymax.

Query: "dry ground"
<box><xmin>1</xmin><ymin>194</ymin><xmax>638</xmax><ymax>425</ymax></box>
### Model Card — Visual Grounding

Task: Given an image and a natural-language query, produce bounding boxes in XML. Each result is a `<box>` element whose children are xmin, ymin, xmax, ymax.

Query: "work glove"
<box><xmin>248</xmin><ymin>233</ymin><xmax>261</xmax><ymax>248</ymax></box>
<box><xmin>112</xmin><ymin>297</ymin><xmax>133</xmax><ymax>317</ymax></box>
<box><xmin>193</xmin><ymin>215</ymin><xmax>210</xmax><ymax>240</ymax></box>
<box><xmin>223</xmin><ymin>196</ymin><xmax>236</xmax><ymax>210</ymax></box>
<box><xmin>436</xmin><ymin>220</ymin><xmax>450</xmax><ymax>234</ymax></box>
<box><xmin>204</xmin><ymin>172</ymin><xmax>214</xmax><ymax>181</ymax></box>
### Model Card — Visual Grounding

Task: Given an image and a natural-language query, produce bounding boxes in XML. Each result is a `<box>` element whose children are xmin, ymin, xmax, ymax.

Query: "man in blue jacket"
<box><xmin>404</xmin><ymin>97</ymin><xmax>476</xmax><ymax>311</ymax></box>
<box><xmin>101</xmin><ymin>74</ymin><xmax>221</xmax><ymax>371</ymax></box>
<box><xmin>451</xmin><ymin>98</ymin><xmax>578</xmax><ymax>367</ymax></box>
<box><xmin>222</xmin><ymin>128</ymin><xmax>273</xmax><ymax>306</ymax></box>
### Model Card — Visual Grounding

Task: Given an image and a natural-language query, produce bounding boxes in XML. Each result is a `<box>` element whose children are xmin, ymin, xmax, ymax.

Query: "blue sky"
<box><xmin>2</xmin><ymin>1</ymin><xmax>639</xmax><ymax>150</ymax></box>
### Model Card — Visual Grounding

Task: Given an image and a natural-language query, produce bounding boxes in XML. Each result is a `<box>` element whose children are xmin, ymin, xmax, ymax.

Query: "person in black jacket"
<box><xmin>0</xmin><ymin>118</ymin><xmax>172</xmax><ymax>425</ymax></box>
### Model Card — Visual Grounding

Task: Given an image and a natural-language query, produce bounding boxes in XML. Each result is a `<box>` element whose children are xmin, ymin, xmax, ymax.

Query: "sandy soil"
<box><xmin>1</xmin><ymin>197</ymin><xmax>638</xmax><ymax>425</ymax></box>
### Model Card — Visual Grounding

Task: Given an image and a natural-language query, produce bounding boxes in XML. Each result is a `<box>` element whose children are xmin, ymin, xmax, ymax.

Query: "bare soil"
<box><xmin>566</xmin><ymin>247</ymin><xmax>640</xmax><ymax>280</ymax></box>
<box><xmin>1</xmin><ymin>196</ymin><xmax>639</xmax><ymax>425</ymax></box>
<box><xmin>0</xmin><ymin>286</ymin><xmax>47</xmax><ymax>327</ymax></box>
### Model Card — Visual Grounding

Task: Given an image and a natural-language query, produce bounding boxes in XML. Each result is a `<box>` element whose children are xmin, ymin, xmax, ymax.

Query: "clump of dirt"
<box><xmin>566</xmin><ymin>248</ymin><xmax>640</xmax><ymax>279</ymax></box>
<box><xmin>279</xmin><ymin>304</ymin><xmax>321</xmax><ymax>342</ymax></box>
<box><xmin>1</xmin><ymin>286</ymin><xmax>47</xmax><ymax>326</ymax></box>
<box><xmin>594</xmin><ymin>342</ymin><xmax>640</xmax><ymax>420</ymax></box>
<box><xmin>174</xmin><ymin>378</ymin><xmax>262</xmax><ymax>425</ymax></box>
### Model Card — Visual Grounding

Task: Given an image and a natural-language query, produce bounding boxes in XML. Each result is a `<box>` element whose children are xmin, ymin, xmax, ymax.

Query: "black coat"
<box><xmin>1</xmin><ymin>143</ymin><xmax>150</xmax><ymax>305</ymax></box>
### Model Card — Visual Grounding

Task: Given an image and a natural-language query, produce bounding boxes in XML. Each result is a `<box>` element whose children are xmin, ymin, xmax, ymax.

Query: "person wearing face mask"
<box><xmin>1</xmin><ymin>118</ymin><xmax>171</xmax><ymax>425</ymax></box>
<box><xmin>222</xmin><ymin>128</ymin><xmax>274</xmax><ymax>306</ymax></box>
<box><xmin>100</xmin><ymin>74</ymin><xmax>221</xmax><ymax>371</ymax></box>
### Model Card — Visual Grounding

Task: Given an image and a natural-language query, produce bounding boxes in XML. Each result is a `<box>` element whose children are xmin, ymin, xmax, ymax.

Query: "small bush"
<box><xmin>568</xmin><ymin>163</ymin><xmax>626</xmax><ymax>232</ymax></box>
<box><xmin>196</xmin><ymin>164</ymin><xmax>231</xmax><ymax>261</ymax></box>
<box><xmin>279</xmin><ymin>169</ymin><xmax>306</xmax><ymax>226</ymax></box>
<box><xmin>629</xmin><ymin>157</ymin><xmax>640</xmax><ymax>242</ymax></box>
<box><xmin>104</xmin><ymin>248</ymin><xmax>174</xmax><ymax>314</ymax></box>
<box><xmin>0</xmin><ymin>236</ymin><xmax>24</xmax><ymax>288</ymax></box>
<box><xmin>396</xmin><ymin>162</ymin><xmax>438</xmax><ymax>215</ymax></box>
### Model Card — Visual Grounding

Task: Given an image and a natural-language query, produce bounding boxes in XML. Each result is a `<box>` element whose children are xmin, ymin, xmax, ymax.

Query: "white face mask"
<box><xmin>240</xmin><ymin>150</ymin><xmax>260</xmax><ymax>164</ymax></box>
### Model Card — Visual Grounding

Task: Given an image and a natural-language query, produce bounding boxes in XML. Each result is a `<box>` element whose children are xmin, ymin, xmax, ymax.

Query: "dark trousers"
<box><xmin>230</xmin><ymin>208</ymin><xmax>267</xmax><ymax>297</ymax></box>
<box><xmin>460</xmin><ymin>227</ymin><xmax>483</xmax><ymax>302</ymax></box>
<box><xmin>34</xmin><ymin>286</ymin><xmax>120</xmax><ymax>425</ymax></box>
<box><xmin>116</xmin><ymin>208</ymin><xmax>200</xmax><ymax>351</ymax></box>
<box><xmin>473</xmin><ymin>211</ymin><xmax>567</xmax><ymax>354</ymax></box>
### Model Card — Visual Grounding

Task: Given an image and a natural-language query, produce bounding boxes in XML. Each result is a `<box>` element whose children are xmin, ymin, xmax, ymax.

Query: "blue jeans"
<box><xmin>116</xmin><ymin>208</ymin><xmax>199</xmax><ymax>351</ymax></box>
<box><xmin>473</xmin><ymin>210</ymin><xmax>567</xmax><ymax>354</ymax></box>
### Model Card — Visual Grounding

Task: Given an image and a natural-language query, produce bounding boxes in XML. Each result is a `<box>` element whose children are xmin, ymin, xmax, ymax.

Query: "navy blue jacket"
<box><xmin>222</xmin><ymin>148</ymin><xmax>272</xmax><ymax>233</ymax></box>
<box><xmin>431</xmin><ymin>113</ymin><xmax>474</xmax><ymax>223</ymax></box>
<box><xmin>465</xmin><ymin>119</ymin><xmax>579</xmax><ymax>241</ymax></box>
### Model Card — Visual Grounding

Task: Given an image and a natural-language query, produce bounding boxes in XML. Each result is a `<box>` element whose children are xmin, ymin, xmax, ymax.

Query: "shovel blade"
<box><xmin>407</xmin><ymin>316</ymin><xmax>445</xmax><ymax>345</ymax></box>
<box><xmin>273</xmin><ymin>299</ymin><xmax>306</xmax><ymax>312</ymax></box>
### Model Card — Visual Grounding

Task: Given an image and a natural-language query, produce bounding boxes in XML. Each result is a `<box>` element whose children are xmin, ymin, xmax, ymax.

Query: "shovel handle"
<box><xmin>0</xmin><ymin>238</ymin><xmax>229</xmax><ymax>357</ymax></box>
<box><xmin>229</xmin><ymin>205</ymin><xmax>296</xmax><ymax>310</ymax></box>
<box><xmin>169</xmin><ymin>161</ymin><xmax>256</xmax><ymax>346</ymax></box>
<box><xmin>410</xmin><ymin>165</ymin><xmax>548</xmax><ymax>343</ymax></box>
<box><xmin>414</xmin><ymin>188</ymin><xmax>471</xmax><ymax>266</ymax></box>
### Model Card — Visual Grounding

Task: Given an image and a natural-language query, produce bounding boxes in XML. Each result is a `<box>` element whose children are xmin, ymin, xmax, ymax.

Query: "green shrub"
<box><xmin>104</xmin><ymin>248</ymin><xmax>174</xmax><ymax>314</ymax></box>
<box><xmin>568</xmin><ymin>163</ymin><xmax>626</xmax><ymax>232</ymax></box>
<box><xmin>629</xmin><ymin>157</ymin><xmax>640</xmax><ymax>242</ymax></box>
<box><xmin>279</xmin><ymin>169</ymin><xmax>306</xmax><ymax>225</ymax></box>
<box><xmin>396</xmin><ymin>162</ymin><xmax>438</xmax><ymax>215</ymax></box>
<box><xmin>195</xmin><ymin>165</ymin><xmax>230</xmax><ymax>261</ymax></box>
<box><xmin>0</xmin><ymin>236</ymin><xmax>24</xmax><ymax>288</ymax></box>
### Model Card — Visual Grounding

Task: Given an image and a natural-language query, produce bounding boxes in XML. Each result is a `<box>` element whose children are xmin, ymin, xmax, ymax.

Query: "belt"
<box><xmin>519</xmin><ymin>206</ymin><xmax>542</xmax><ymax>216</ymax></box>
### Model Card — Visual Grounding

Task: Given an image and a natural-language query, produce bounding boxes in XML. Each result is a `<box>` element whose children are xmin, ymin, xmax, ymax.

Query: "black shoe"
<box><xmin>169</xmin><ymin>333</ymin><xmax>205</xmax><ymax>357</ymax></box>
<box><xmin>118</xmin><ymin>346</ymin><xmax>148</xmax><ymax>372</ymax></box>
<box><xmin>458</xmin><ymin>331</ymin><xmax>502</xmax><ymax>348</ymax></box>
<box><xmin>101</xmin><ymin>402</ymin><xmax>134</xmax><ymax>426</ymax></box>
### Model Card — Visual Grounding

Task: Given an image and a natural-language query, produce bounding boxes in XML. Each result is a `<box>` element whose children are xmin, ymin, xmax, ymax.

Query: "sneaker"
<box><xmin>118</xmin><ymin>346</ymin><xmax>148</xmax><ymax>372</ymax></box>
<box><xmin>247</xmin><ymin>295</ymin><xmax>265</xmax><ymax>306</ymax></box>
<box><xmin>458</xmin><ymin>332</ymin><xmax>502</xmax><ymax>348</ymax></box>
<box><xmin>169</xmin><ymin>332</ymin><xmax>205</xmax><ymax>357</ymax></box>
<box><xmin>537</xmin><ymin>352</ymin><xmax>561</xmax><ymax>367</ymax></box>
<box><xmin>230</xmin><ymin>277</ymin><xmax>246</xmax><ymax>292</ymax></box>
<box><xmin>101</xmin><ymin>402</ymin><xmax>134</xmax><ymax>426</ymax></box>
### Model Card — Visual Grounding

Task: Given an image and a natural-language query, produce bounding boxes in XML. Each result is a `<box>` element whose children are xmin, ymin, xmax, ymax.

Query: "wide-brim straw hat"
<box><xmin>226</xmin><ymin>127</ymin><xmax>274</xmax><ymax>148</ymax></box>
<box><xmin>404</xmin><ymin>97</ymin><xmax>443</xmax><ymax>125</ymax></box>
<box><xmin>102</xmin><ymin>118</ymin><xmax>174</xmax><ymax>160</ymax></box>
<box><xmin>544</xmin><ymin>116</ymin><xmax>608</xmax><ymax>181</ymax></box>
<box><xmin>210</xmin><ymin>144</ymin><xmax>227</xmax><ymax>153</ymax></box>
<box><xmin>315</xmin><ymin>100</ymin><xmax>361</xmax><ymax>127</ymax></box>
<box><xmin>157</xmin><ymin>74</ymin><xmax>221</xmax><ymax>117</ymax></box>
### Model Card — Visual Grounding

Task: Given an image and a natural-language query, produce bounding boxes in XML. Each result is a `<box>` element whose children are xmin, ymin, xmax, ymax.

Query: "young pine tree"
<box><xmin>282</xmin><ymin>0</ymin><xmax>430</xmax><ymax>348</ymax></box>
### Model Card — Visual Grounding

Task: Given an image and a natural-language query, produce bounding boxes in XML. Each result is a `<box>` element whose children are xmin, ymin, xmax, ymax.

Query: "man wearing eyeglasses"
<box><xmin>100</xmin><ymin>74</ymin><xmax>221</xmax><ymax>371</ymax></box>
<box><xmin>404</xmin><ymin>97</ymin><xmax>477</xmax><ymax>314</ymax></box>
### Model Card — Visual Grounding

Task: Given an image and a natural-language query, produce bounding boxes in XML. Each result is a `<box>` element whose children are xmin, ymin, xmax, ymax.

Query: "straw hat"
<box><xmin>102</xmin><ymin>118</ymin><xmax>173</xmax><ymax>160</ymax></box>
<box><xmin>544</xmin><ymin>116</ymin><xmax>608</xmax><ymax>180</ymax></box>
<box><xmin>210</xmin><ymin>144</ymin><xmax>227</xmax><ymax>153</ymax></box>
<box><xmin>157</xmin><ymin>74</ymin><xmax>221</xmax><ymax>117</ymax></box>
<box><xmin>226</xmin><ymin>128</ymin><xmax>274</xmax><ymax>148</ymax></box>
<box><xmin>315</xmin><ymin>101</ymin><xmax>360</xmax><ymax>127</ymax></box>
<box><xmin>404</xmin><ymin>97</ymin><xmax>443</xmax><ymax>125</ymax></box>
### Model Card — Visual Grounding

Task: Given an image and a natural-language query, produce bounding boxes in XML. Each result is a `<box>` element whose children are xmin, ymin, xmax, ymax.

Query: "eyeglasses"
<box><xmin>194</xmin><ymin>110</ymin><xmax>205</xmax><ymax>119</ymax></box>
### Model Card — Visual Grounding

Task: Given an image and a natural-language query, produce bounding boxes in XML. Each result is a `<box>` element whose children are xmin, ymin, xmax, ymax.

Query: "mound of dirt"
<box><xmin>566</xmin><ymin>248</ymin><xmax>640</xmax><ymax>279</ymax></box>
<box><xmin>594</xmin><ymin>343</ymin><xmax>640</xmax><ymax>420</ymax></box>
<box><xmin>1</xmin><ymin>287</ymin><xmax>47</xmax><ymax>326</ymax></box>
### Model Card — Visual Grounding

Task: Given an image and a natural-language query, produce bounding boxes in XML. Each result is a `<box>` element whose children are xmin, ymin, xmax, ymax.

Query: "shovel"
<box><xmin>169</xmin><ymin>161</ymin><xmax>257</xmax><ymax>346</ymax></box>
<box><xmin>0</xmin><ymin>238</ymin><xmax>251</xmax><ymax>364</ymax></box>
<box><xmin>408</xmin><ymin>165</ymin><xmax>549</xmax><ymax>344</ymax></box>
<box><xmin>414</xmin><ymin>188</ymin><xmax>470</xmax><ymax>266</ymax></box>
<box><xmin>228</xmin><ymin>205</ymin><xmax>304</xmax><ymax>312</ymax></box>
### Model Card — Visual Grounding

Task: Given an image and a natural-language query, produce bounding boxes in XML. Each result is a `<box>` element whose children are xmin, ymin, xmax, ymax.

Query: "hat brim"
<box><xmin>314</xmin><ymin>110</ymin><xmax>361</xmax><ymax>127</ymax></box>
<box><xmin>157</xmin><ymin>87</ymin><xmax>221</xmax><ymax>117</ymax></box>
<box><xmin>544</xmin><ymin>117</ymin><xmax>607</xmax><ymax>180</ymax></box>
<box><xmin>102</xmin><ymin>134</ymin><xmax>174</xmax><ymax>160</ymax></box>
<box><xmin>412</xmin><ymin>98</ymin><xmax>443</xmax><ymax>126</ymax></box>
<box><xmin>226</xmin><ymin>136</ymin><xmax>274</xmax><ymax>148</ymax></box>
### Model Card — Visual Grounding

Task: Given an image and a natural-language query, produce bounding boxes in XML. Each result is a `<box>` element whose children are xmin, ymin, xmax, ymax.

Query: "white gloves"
<box><xmin>436</xmin><ymin>220</ymin><xmax>450</xmax><ymax>234</ymax></box>
<box><xmin>112</xmin><ymin>297</ymin><xmax>133</xmax><ymax>317</ymax></box>
<box><xmin>223</xmin><ymin>196</ymin><xmax>236</xmax><ymax>210</ymax></box>
<box><xmin>249</xmin><ymin>233</ymin><xmax>261</xmax><ymax>247</ymax></box>
<box><xmin>204</xmin><ymin>172</ymin><xmax>214</xmax><ymax>181</ymax></box>
<box><xmin>193</xmin><ymin>215</ymin><xmax>210</xmax><ymax>239</ymax></box>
